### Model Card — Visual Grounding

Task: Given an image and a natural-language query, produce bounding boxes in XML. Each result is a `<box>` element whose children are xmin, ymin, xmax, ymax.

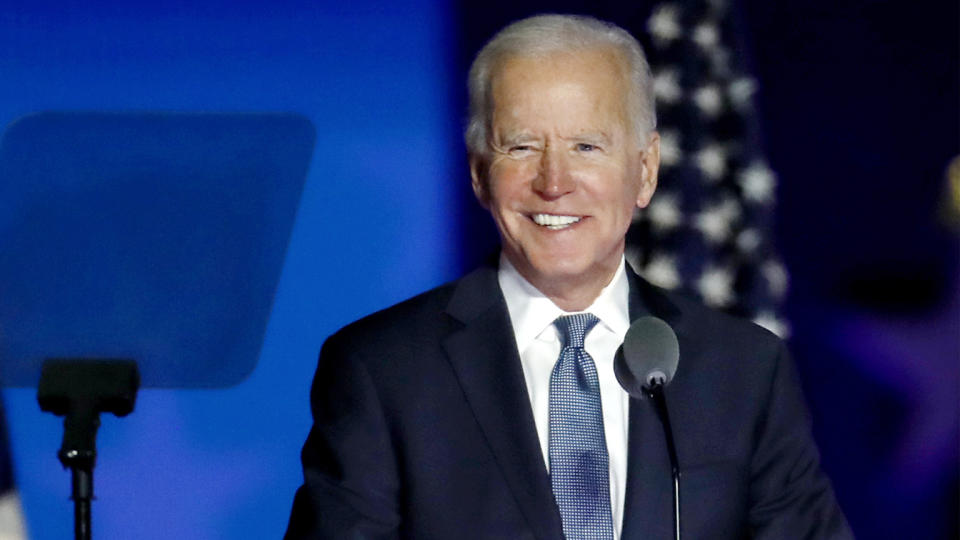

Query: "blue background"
<box><xmin>1</xmin><ymin>2</ymin><xmax>461</xmax><ymax>538</ymax></box>
<box><xmin>1</xmin><ymin>1</ymin><xmax>957</xmax><ymax>538</ymax></box>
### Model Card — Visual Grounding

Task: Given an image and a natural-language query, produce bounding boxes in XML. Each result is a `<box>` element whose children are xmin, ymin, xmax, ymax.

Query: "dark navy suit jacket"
<box><xmin>285</xmin><ymin>264</ymin><xmax>852</xmax><ymax>539</ymax></box>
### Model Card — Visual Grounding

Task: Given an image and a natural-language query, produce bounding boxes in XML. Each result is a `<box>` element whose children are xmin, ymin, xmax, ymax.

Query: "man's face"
<box><xmin>471</xmin><ymin>48</ymin><xmax>659</xmax><ymax>305</ymax></box>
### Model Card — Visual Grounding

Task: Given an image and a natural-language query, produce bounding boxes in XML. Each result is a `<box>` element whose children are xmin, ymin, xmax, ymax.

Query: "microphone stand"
<box><xmin>646</xmin><ymin>383</ymin><xmax>680</xmax><ymax>540</ymax></box>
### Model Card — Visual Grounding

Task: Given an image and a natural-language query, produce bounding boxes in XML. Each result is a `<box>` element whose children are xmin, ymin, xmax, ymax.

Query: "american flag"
<box><xmin>625</xmin><ymin>0</ymin><xmax>790</xmax><ymax>338</ymax></box>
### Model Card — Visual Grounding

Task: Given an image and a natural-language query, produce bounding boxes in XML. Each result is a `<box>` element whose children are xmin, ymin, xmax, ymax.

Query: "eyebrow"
<box><xmin>495</xmin><ymin>131</ymin><xmax>614</xmax><ymax>147</ymax></box>
<box><xmin>562</xmin><ymin>132</ymin><xmax>612</xmax><ymax>145</ymax></box>
<box><xmin>497</xmin><ymin>132</ymin><xmax>538</xmax><ymax>146</ymax></box>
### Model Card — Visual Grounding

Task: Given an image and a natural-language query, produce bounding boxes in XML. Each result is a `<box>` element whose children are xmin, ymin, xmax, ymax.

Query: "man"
<box><xmin>286</xmin><ymin>14</ymin><xmax>851</xmax><ymax>539</ymax></box>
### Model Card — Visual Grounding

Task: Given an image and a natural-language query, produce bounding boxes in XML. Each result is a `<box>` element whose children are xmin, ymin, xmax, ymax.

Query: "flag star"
<box><xmin>717</xmin><ymin>196</ymin><xmax>743</xmax><ymax>222</ymax></box>
<box><xmin>648</xmin><ymin>192</ymin><xmax>683</xmax><ymax>231</ymax></box>
<box><xmin>643</xmin><ymin>255</ymin><xmax>681</xmax><ymax>290</ymax></box>
<box><xmin>694</xmin><ymin>204</ymin><xmax>733</xmax><ymax>243</ymax></box>
<box><xmin>736</xmin><ymin>228</ymin><xmax>762</xmax><ymax>253</ymax></box>
<box><xmin>692</xmin><ymin>23</ymin><xmax>720</xmax><ymax>49</ymax></box>
<box><xmin>728</xmin><ymin>77</ymin><xmax>757</xmax><ymax>109</ymax></box>
<box><xmin>693</xmin><ymin>84</ymin><xmax>724</xmax><ymax>117</ymax></box>
<box><xmin>761</xmin><ymin>259</ymin><xmax>789</xmax><ymax>298</ymax></box>
<box><xmin>753</xmin><ymin>311</ymin><xmax>791</xmax><ymax>339</ymax></box>
<box><xmin>696</xmin><ymin>265</ymin><xmax>735</xmax><ymax>307</ymax></box>
<box><xmin>659</xmin><ymin>129</ymin><xmax>682</xmax><ymax>167</ymax></box>
<box><xmin>648</xmin><ymin>4</ymin><xmax>683</xmax><ymax>44</ymax></box>
<box><xmin>696</xmin><ymin>143</ymin><xmax>727</xmax><ymax>181</ymax></box>
<box><xmin>738</xmin><ymin>161</ymin><xmax>777</xmax><ymax>203</ymax></box>
<box><xmin>653</xmin><ymin>69</ymin><xmax>683</xmax><ymax>104</ymax></box>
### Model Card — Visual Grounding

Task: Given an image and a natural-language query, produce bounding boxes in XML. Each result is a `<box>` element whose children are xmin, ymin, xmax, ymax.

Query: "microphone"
<box><xmin>614</xmin><ymin>316</ymin><xmax>682</xmax><ymax>540</ymax></box>
<box><xmin>614</xmin><ymin>316</ymin><xmax>679</xmax><ymax>398</ymax></box>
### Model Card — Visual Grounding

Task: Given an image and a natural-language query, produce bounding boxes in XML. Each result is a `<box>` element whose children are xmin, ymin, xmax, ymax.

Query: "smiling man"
<box><xmin>287</xmin><ymin>14</ymin><xmax>851</xmax><ymax>540</ymax></box>
<box><xmin>469</xmin><ymin>44</ymin><xmax>659</xmax><ymax>312</ymax></box>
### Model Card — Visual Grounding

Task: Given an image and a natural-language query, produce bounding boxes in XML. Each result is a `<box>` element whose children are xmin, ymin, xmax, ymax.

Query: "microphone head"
<box><xmin>614</xmin><ymin>316</ymin><xmax>679</xmax><ymax>399</ymax></box>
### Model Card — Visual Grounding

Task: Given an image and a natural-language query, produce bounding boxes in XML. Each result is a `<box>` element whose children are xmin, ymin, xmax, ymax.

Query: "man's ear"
<box><xmin>469</xmin><ymin>154</ymin><xmax>490</xmax><ymax>208</ymax></box>
<box><xmin>636</xmin><ymin>132</ymin><xmax>660</xmax><ymax>209</ymax></box>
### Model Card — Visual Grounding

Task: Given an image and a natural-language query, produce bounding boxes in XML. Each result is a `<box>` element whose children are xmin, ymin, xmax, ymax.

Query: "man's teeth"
<box><xmin>531</xmin><ymin>214</ymin><xmax>582</xmax><ymax>230</ymax></box>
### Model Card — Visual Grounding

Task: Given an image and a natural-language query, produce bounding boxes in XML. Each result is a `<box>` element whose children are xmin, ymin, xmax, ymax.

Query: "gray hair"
<box><xmin>465</xmin><ymin>14</ymin><xmax>657</xmax><ymax>156</ymax></box>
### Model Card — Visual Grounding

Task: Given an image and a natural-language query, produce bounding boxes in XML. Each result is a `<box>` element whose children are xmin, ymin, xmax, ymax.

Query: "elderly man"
<box><xmin>286</xmin><ymin>14</ymin><xmax>851</xmax><ymax>540</ymax></box>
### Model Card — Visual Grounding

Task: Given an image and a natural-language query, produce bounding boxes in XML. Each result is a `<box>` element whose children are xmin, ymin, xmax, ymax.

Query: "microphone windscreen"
<box><xmin>614</xmin><ymin>316</ymin><xmax>679</xmax><ymax>399</ymax></box>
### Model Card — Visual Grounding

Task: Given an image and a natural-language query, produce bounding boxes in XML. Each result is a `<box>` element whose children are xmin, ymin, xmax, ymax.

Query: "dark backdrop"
<box><xmin>453</xmin><ymin>1</ymin><xmax>959</xmax><ymax>538</ymax></box>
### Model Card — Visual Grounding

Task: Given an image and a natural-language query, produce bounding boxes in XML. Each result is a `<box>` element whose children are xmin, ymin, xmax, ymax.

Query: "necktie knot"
<box><xmin>554</xmin><ymin>313</ymin><xmax>600</xmax><ymax>350</ymax></box>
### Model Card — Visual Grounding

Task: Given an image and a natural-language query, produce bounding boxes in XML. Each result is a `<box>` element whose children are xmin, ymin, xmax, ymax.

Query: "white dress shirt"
<box><xmin>498</xmin><ymin>254</ymin><xmax>631</xmax><ymax>538</ymax></box>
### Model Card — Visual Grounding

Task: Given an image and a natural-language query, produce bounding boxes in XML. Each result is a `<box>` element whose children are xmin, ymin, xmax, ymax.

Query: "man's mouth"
<box><xmin>530</xmin><ymin>213</ymin><xmax>583</xmax><ymax>230</ymax></box>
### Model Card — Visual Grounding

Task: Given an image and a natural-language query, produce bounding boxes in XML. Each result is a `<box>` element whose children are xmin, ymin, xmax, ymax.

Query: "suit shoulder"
<box><xmin>656</xmin><ymin>285</ymin><xmax>785</xmax><ymax>359</ymax></box>
<box><xmin>323</xmin><ymin>279</ymin><xmax>459</xmax><ymax>356</ymax></box>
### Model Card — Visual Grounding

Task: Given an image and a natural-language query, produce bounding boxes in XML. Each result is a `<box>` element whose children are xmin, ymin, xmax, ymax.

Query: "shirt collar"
<box><xmin>498</xmin><ymin>253</ymin><xmax>631</xmax><ymax>352</ymax></box>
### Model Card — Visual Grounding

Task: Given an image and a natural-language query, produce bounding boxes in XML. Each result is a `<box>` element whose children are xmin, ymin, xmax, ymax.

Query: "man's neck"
<box><xmin>501</xmin><ymin>254</ymin><xmax>625</xmax><ymax>312</ymax></box>
<box><xmin>541</xmin><ymin>283</ymin><xmax>609</xmax><ymax>312</ymax></box>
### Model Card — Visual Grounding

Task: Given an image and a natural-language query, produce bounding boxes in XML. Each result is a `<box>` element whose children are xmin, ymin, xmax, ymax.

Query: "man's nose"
<box><xmin>532</xmin><ymin>147</ymin><xmax>575</xmax><ymax>199</ymax></box>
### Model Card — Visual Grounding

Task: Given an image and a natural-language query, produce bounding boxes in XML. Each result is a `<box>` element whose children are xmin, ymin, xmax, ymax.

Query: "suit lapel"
<box><xmin>440</xmin><ymin>265</ymin><xmax>688</xmax><ymax>539</ymax></box>
<box><xmin>441</xmin><ymin>267</ymin><xmax>564</xmax><ymax>540</ymax></box>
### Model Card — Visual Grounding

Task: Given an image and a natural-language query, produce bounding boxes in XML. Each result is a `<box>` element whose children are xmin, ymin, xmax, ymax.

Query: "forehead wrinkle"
<box><xmin>487</xmin><ymin>48</ymin><xmax>636</xmax><ymax>151</ymax></box>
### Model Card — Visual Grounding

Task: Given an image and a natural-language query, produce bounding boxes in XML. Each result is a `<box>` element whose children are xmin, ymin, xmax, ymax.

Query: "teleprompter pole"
<box><xmin>38</xmin><ymin>360</ymin><xmax>139</xmax><ymax>540</ymax></box>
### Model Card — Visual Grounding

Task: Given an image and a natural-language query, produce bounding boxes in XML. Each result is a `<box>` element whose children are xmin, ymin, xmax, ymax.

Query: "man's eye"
<box><xmin>576</xmin><ymin>143</ymin><xmax>598</xmax><ymax>152</ymax></box>
<box><xmin>508</xmin><ymin>145</ymin><xmax>535</xmax><ymax>155</ymax></box>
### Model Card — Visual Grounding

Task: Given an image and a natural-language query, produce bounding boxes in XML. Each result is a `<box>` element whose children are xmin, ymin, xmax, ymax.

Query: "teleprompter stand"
<box><xmin>37</xmin><ymin>360</ymin><xmax>140</xmax><ymax>540</ymax></box>
<box><xmin>1</xmin><ymin>112</ymin><xmax>314</xmax><ymax>537</ymax></box>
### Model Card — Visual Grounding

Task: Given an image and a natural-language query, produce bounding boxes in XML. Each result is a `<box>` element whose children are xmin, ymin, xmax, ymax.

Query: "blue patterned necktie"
<box><xmin>549</xmin><ymin>313</ymin><xmax>614</xmax><ymax>539</ymax></box>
